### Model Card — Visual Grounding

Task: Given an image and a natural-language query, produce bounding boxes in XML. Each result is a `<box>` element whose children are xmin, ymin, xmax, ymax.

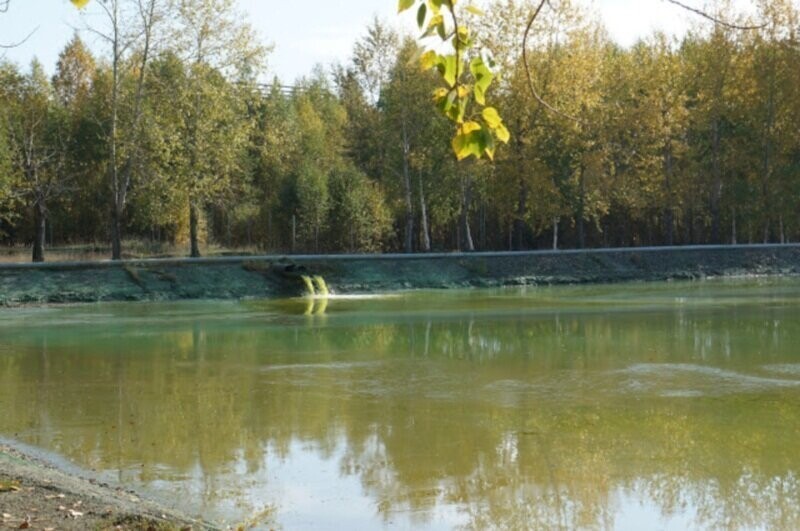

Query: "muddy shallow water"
<box><xmin>1</xmin><ymin>278</ymin><xmax>800</xmax><ymax>529</ymax></box>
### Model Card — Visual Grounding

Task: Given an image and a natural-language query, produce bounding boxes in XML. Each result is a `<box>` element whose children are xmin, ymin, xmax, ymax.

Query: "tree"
<box><xmin>251</xmin><ymin>81</ymin><xmax>301</xmax><ymax>251</ymax></box>
<box><xmin>683</xmin><ymin>21</ymin><xmax>737</xmax><ymax>244</ymax></box>
<box><xmin>1</xmin><ymin>61</ymin><xmax>70</xmax><ymax>262</ymax></box>
<box><xmin>328</xmin><ymin>165</ymin><xmax>392</xmax><ymax>252</ymax></box>
<box><xmin>172</xmin><ymin>0</ymin><xmax>266</xmax><ymax>257</ymax></box>
<box><xmin>383</xmin><ymin>40</ymin><xmax>427</xmax><ymax>253</ymax></box>
<box><xmin>82</xmin><ymin>0</ymin><xmax>169</xmax><ymax>259</ymax></box>
<box><xmin>607</xmin><ymin>35</ymin><xmax>690</xmax><ymax>246</ymax></box>
<box><xmin>481</xmin><ymin>0</ymin><xmax>585</xmax><ymax>250</ymax></box>
<box><xmin>50</xmin><ymin>35</ymin><xmax>108</xmax><ymax>245</ymax></box>
<box><xmin>288</xmin><ymin>76</ymin><xmax>345</xmax><ymax>253</ymax></box>
<box><xmin>351</xmin><ymin>17</ymin><xmax>400</xmax><ymax>106</ymax></box>
<box><xmin>0</xmin><ymin>82</ymin><xmax>16</xmax><ymax>233</ymax></box>
<box><xmin>52</xmin><ymin>34</ymin><xmax>96</xmax><ymax>107</ymax></box>
<box><xmin>734</xmin><ymin>0</ymin><xmax>798</xmax><ymax>243</ymax></box>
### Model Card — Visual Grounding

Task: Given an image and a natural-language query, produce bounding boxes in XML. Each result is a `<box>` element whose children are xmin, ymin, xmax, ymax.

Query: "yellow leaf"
<box><xmin>451</xmin><ymin>134</ymin><xmax>473</xmax><ymax>161</ymax></box>
<box><xmin>461</xmin><ymin>121</ymin><xmax>481</xmax><ymax>134</ymax></box>
<box><xmin>432</xmin><ymin>87</ymin><xmax>449</xmax><ymax>101</ymax></box>
<box><xmin>495</xmin><ymin>123</ymin><xmax>511</xmax><ymax>143</ymax></box>
<box><xmin>71</xmin><ymin>0</ymin><xmax>91</xmax><ymax>8</ymax></box>
<box><xmin>398</xmin><ymin>0</ymin><xmax>416</xmax><ymax>13</ymax></box>
<box><xmin>420</xmin><ymin>50</ymin><xmax>438</xmax><ymax>71</ymax></box>
<box><xmin>452</xmin><ymin>122</ymin><xmax>486</xmax><ymax>161</ymax></box>
<box><xmin>482</xmin><ymin>107</ymin><xmax>503</xmax><ymax>129</ymax></box>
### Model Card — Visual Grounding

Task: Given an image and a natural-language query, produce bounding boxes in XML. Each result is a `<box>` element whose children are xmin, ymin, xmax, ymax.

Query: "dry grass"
<box><xmin>0</xmin><ymin>241</ymin><xmax>268</xmax><ymax>264</ymax></box>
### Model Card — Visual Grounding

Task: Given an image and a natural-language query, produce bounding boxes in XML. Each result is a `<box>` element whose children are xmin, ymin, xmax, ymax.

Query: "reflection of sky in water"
<box><xmin>113</xmin><ymin>433</ymin><xmax>789</xmax><ymax>530</ymax></box>
<box><xmin>1</xmin><ymin>278</ymin><xmax>800</xmax><ymax>529</ymax></box>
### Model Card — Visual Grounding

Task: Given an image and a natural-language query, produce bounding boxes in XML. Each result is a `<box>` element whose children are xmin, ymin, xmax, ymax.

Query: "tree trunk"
<box><xmin>552</xmin><ymin>218</ymin><xmax>559</xmax><ymax>250</ymax></box>
<box><xmin>479</xmin><ymin>201</ymin><xmax>487</xmax><ymax>251</ymax></box>
<box><xmin>267</xmin><ymin>210</ymin><xmax>273</xmax><ymax>251</ymax></box>
<box><xmin>710</xmin><ymin>120</ymin><xmax>722</xmax><ymax>244</ymax></box>
<box><xmin>291</xmin><ymin>215</ymin><xmax>297</xmax><ymax>254</ymax></box>
<box><xmin>401</xmin><ymin>124</ymin><xmax>414</xmax><ymax>254</ymax></box>
<box><xmin>513</xmin><ymin>178</ymin><xmax>528</xmax><ymax>250</ymax></box>
<box><xmin>663</xmin><ymin>140</ymin><xmax>674</xmax><ymax>246</ymax></box>
<box><xmin>111</xmin><ymin>203</ymin><xmax>123</xmax><ymax>261</ymax></box>
<box><xmin>32</xmin><ymin>202</ymin><xmax>46</xmax><ymax>263</ymax></box>
<box><xmin>418</xmin><ymin>172</ymin><xmax>431</xmax><ymax>252</ymax></box>
<box><xmin>189</xmin><ymin>202</ymin><xmax>201</xmax><ymax>258</ymax></box>
<box><xmin>106</xmin><ymin>0</ymin><xmax>154</xmax><ymax>261</ymax></box>
<box><xmin>576</xmin><ymin>167</ymin><xmax>586</xmax><ymax>249</ymax></box>
<box><xmin>225</xmin><ymin>212</ymin><xmax>233</xmax><ymax>248</ymax></box>
<box><xmin>731</xmin><ymin>207</ymin><xmax>737</xmax><ymax>245</ymax></box>
<box><xmin>762</xmin><ymin>76</ymin><xmax>776</xmax><ymax>245</ymax></box>
<box><xmin>460</xmin><ymin>174</ymin><xmax>474</xmax><ymax>252</ymax></box>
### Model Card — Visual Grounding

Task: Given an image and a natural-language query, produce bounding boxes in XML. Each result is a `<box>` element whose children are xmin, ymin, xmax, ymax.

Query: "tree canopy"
<box><xmin>0</xmin><ymin>0</ymin><xmax>798</xmax><ymax>260</ymax></box>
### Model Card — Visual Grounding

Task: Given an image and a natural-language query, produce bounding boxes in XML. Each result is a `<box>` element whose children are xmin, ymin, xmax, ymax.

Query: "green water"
<box><xmin>1</xmin><ymin>278</ymin><xmax>800</xmax><ymax>529</ymax></box>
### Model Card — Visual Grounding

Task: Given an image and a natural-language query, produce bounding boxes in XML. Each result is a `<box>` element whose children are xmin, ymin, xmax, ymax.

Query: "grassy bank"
<box><xmin>0</xmin><ymin>244</ymin><xmax>799</xmax><ymax>306</ymax></box>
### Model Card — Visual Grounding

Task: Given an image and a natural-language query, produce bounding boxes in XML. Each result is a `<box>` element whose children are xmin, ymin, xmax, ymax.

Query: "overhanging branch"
<box><xmin>522</xmin><ymin>0</ymin><xmax>580</xmax><ymax>122</ymax></box>
<box><xmin>665</xmin><ymin>0</ymin><xmax>766</xmax><ymax>31</ymax></box>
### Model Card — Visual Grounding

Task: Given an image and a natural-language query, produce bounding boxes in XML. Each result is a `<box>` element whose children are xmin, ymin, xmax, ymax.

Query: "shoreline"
<box><xmin>0</xmin><ymin>244</ymin><xmax>798</xmax><ymax>306</ymax></box>
<box><xmin>0</xmin><ymin>441</ymin><xmax>208</xmax><ymax>530</ymax></box>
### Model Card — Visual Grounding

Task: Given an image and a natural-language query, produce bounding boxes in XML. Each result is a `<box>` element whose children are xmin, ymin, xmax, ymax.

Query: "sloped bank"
<box><xmin>1</xmin><ymin>244</ymin><xmax>799</xmax><ymax>306</ymax></box>
<box><xmin>0</xmin><ymin>442</ymin><xmax>206</xmax><ymax>530</ymax></box>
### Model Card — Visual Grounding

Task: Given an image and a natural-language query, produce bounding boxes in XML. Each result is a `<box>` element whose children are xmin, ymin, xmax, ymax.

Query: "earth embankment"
<box><xmin>1</xmin><ymin>244</ymin><xmax>798</xmax><ymax>305</ymax></box>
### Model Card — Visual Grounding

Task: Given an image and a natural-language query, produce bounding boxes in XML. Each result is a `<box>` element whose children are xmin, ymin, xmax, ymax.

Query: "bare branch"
<box><xmin>664</xmin><ymin>0</ymin><xmax>766</xmax><ymax>31</ymax></box>
<box><xmin>522</xmin><ymin>0</ymin><xmax>580</xmax><ymax>123</ymax></box>
<box><xmin>0</xmin><ymin>0</ymin><xmax>37</xmax><ymax>49</ymax></box>
<box><xmin>0</xmin><ymin>26</ymin><xmax>37</xmax><ymax>49</ymax></box>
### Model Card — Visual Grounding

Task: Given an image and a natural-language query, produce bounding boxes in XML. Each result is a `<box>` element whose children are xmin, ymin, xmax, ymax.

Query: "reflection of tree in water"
<box><xmin>1</xmin><ymin>302</ymin><xmax>800</xmax><ymax>528</ymax></box>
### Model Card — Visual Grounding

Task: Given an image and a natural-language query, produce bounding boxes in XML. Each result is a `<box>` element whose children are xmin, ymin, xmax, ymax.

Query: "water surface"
<box><xmin>1</xmin><ymin>278</ymin><xmax>800</xmax><ymax>529</ymax></box>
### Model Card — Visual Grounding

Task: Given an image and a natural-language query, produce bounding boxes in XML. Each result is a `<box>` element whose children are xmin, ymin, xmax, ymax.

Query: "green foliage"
<box><xmin>399</xmin><ymin>0</ymin><xmax>510</xmax><ymax>160</ymax></box>
<box><xmin>328</xmin><ymin>166</ymin><xmax>392</xmax><ymax>252</ymax></box>
<box><xmin>1</xmin><ymin>0</ymin><xmax>798</xmax><ymax>257</ymax></box>
<box><xmin>0</xmin><ymin>111</ymin><xmax>16</xmax><ymax>230</ymax></box>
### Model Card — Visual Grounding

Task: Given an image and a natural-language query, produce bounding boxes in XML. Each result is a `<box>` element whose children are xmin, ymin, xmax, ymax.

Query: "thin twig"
<box><xmin>665</xmin><ymin>0</ymin><xmax>766</xmax><ymax>30</ymax></box>
<box><xmin>0</xmin><ymin>26</ymin><xmax>37</xmax><ymax>49</ymax></box>
<box><xmin>522</xmin><ymin>0</ymin><xmax>580</xmax><ymax>122</ymax></box>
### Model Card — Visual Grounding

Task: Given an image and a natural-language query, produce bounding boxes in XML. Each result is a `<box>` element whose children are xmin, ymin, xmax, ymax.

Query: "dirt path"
<box><xmin>0</xmin><ymin>444</ymin><xmax>207</xmax><ymax>531</ymax></box>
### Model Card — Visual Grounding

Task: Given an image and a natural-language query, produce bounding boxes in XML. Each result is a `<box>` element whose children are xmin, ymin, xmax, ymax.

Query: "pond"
<box><xmin>1</xmin><ymin>278</ymin><xmax>800</xmax><ymax>529</ymax></box>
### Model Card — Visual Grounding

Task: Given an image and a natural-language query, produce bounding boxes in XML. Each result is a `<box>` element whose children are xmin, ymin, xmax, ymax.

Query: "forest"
<box><xmin>1</xmin><ymin>0</ymin><xmax>799</xmax><ymax>261</ymax></box>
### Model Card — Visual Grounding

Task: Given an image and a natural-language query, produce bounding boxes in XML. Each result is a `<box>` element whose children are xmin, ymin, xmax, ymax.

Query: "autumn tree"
<box><xmin>49</xmin><ymin>35</ymin><xmax>107</xmax><ymax>245</ymax></box>
<box><xmin>0</xmin><ymin>61</ymin><xmax>71</xmax><ymax>262</ymax></box>
<box><xmin>171</xmin><ymin>0</ymin><xmax>265</xmax><ymax>257</ymax></box>
<box><xmin>81</xmin><ymin>0</ymin><xmax>169</xmax><ymax>259</ymax></box>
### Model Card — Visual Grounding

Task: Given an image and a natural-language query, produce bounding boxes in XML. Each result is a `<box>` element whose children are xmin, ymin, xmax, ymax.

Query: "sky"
<box><xmin>0</xmin><ymin>0</ymin><xmax>745</xmax><ymax>82</ymax></box>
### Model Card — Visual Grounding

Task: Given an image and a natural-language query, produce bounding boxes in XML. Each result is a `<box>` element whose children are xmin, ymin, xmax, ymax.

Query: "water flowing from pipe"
<box><xmin>313</xmin><ymin>276</ymin><xmax>329</xmax><ymax>297</ymax></box>
<box><xmin>300</xmin><ymin>275</ymin><xmax>316</xmax><ymax>297</ymax></box>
